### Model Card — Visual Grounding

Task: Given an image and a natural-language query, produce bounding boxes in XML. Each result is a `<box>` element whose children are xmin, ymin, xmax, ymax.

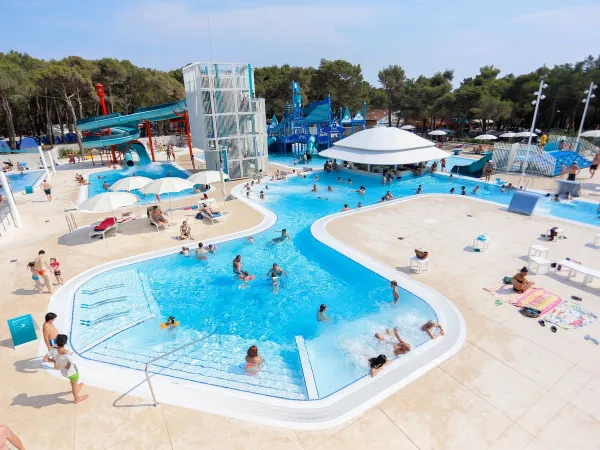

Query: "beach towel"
<box><xmin>544</xmin><ymin>302</ymin><xmax>597</xmax><ymax>329</ymax></box>
<box><xmin>94</xmin><ymin>217</ymin><xmax>116</xmax><ymax>232</ymax></box>
<box><xmin>510</xmin><ymin>288</ymin><xmax>563</xmax><ymax>315</ymax></box>
<box><xmin>484</xmin><ymin>280</ymin><xmax>523</xmax><ymax>303</ymax></box>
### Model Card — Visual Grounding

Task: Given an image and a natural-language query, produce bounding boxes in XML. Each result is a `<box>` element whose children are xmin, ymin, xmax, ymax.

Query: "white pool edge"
<box><xmin>43</xmin><ymin>182</ymin><xmax>467</xmax><ymax>430</ymax></box>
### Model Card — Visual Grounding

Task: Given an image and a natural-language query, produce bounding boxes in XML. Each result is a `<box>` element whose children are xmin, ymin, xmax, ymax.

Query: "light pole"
<box><xmin>575</xmin><ymin>81</ymin><xmax>597</xmax><ymax>151</ymax></box>
<box><xmin>522</xmin><ymin>80</ymin><xmax>548</xmax><ymax>175</ymax></box>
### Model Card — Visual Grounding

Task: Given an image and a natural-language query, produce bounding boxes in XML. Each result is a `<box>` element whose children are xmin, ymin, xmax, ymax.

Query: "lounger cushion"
<box><xmin>95</xmin><ymin>217</ymin><xmax>116</xmax><ymax>232</ymax></box>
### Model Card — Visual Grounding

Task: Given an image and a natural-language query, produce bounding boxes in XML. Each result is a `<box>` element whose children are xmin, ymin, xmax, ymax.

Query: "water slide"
<box><xmin>450</xmin><ymin>154</ymin><xmax>492</xmax><ymax>178</ymax></box>
<box><xmin>77</xmin><ymin>100</ymin><xmax>187</xmax><ymax>165</ymax></box>
<box><xmin>306</xmin><ymin>135</ymin><xmax>317</xmax><ymax>154</ymax></box>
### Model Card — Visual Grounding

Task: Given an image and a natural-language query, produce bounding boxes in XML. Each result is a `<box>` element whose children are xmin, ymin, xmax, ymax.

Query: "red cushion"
<box><xmin>94</xmin><ymin>217</ymin><xmax>116</xmax><ymax>231</ymax></box>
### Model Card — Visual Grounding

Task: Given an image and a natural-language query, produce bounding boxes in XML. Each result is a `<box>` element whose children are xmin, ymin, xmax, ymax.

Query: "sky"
<box><xmin>2</xmin><ymin>0</ymin><xmax>600</xmax><ymax>87</ymax></box>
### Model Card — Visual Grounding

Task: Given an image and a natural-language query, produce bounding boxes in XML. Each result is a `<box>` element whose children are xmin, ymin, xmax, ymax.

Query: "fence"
<box><xmin>0</xmin><ymin>201</ymin><xmax>15</xmax><ymax>237</ymax></box>
<box><xmin>492</xmin><ymin>143</ymin><xmax>556</xmax><ymax>177</ymax></box>
<box><xmin>547</xmin><ymin>135</ymin><xmax>597</xmax><ymax>157</ymax></box>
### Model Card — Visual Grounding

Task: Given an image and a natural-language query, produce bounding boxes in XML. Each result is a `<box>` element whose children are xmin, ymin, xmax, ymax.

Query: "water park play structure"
<box><xmin>267</xmin><ymin>81</ymin><xmax>366</xmax><ymax>156</ymax></box>
<box><xmin>77</xmin><ymin>84</ymin><xmax>196</xmax><ymax>169</ymax></box>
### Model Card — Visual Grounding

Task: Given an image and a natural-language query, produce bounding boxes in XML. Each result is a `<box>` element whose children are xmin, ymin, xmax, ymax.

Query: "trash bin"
<box><xmin>25</xmin><ymin>186</ymin><xmax>33</xmax><ymax>194</ymax></box>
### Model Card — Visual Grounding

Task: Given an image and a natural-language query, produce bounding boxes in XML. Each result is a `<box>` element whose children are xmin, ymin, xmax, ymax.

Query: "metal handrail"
<box><xmin>144</xmin><ymin>331</ymin><xmax>216</xmax><ymax>406</ymax></box>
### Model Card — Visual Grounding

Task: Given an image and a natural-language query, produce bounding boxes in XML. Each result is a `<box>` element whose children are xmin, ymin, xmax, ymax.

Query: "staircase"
<box><xmin>550</xmin><ymin>151</ymin><xmax>591</xmax><ymax>176</ymax></box>
<box><xmin>86</xmin><ymin>334</ymin><xmax>308</xmax><ymax>400</ymax></box>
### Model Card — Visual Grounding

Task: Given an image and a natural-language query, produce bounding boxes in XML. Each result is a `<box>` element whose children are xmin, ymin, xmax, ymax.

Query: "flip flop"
<box><xmin>551</xmin><ymin>326</ymin><xmax>557</xmax><ymax>333</ymax></box>
<box><xmin>585</xmin><ymin>335</ymin><xmax>599</xmax><ymax>345</ymax></box>
<box><xmin>495</xmin><ymin>300</ymin><xmax>502</xmax><ymax>306</ymax></box>
<box><xmin>571</xmin><ymin>296</ymin><xmax>582</xmax><ymax>301</ymax></box>
<box><xmin>538</xmin><ymin>320</ymin><xmax>545</xmax><ymax>327</ymax></box>
<box><xmin>75</xmin><ymin>394</ymin><xmax>88</xmax><ymax>404</ymax></box>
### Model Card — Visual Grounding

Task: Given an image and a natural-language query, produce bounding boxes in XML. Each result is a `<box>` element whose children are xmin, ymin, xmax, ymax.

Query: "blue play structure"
<box><xmin>268</xmin><ymin>81</ymin><xmax>366</xmax><ymax>155</ymax></box>
<box><xmin>507</xmin><ymin>191</ymin><xmax>541</xmax><ymax>216</ymax></box>
<box><xmin>547</xmin><ymin>151</ymin><xmax>591</xmax><ymax>176</ymax></box>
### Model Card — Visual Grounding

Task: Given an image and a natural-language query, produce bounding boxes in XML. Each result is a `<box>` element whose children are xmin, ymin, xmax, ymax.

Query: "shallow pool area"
<box><xmin>1</xmin><ymin>170</ymin><xmax>44</xmax><ymax>195</ymax></box>
<box><xmin>268</xmin><ymin>152</ymin><xmax>327</xmax><ymax>169</ymax></box>
<box><xmin>86</xmin><ymin>163</ymin><xmax>196</xmax><ymax>204</ymax></box>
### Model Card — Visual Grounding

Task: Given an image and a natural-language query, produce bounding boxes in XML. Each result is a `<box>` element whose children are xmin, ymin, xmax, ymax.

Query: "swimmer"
<box><xmin>415</xmin><ymin>185</ymin><xmax>422</xmax><ymax>194</ymax></box>
<box><xmin>246</xmin><ymin>236</ymin><xmax>255</xmax><ymax>244</ymax></box>
<box><xmin>380</xmin><ymin>196</ymin><xmax>386</xmax><ymax>203</ymax></box>
<box><xmin>270</xmin><ymin>270</ymin><xmax>279</xmax><ymax>294</ymax></box>
<box><xmin>341</xmin><ymin>204</ymin><xmax>350</xmax><ymax>212</ymax></box>
<box><xmin>272</xmin><ymin>229</ymin><xmax>291</xmax><ymax>243</ymax></box>
<box><xmin>163</xmin><ymin>316</ymin><xmax>176</xmax><ymax>327</ymax></box>
<box><xmin>337</xmin><ymin>177</ymin><xmax>342</xmax><ymax>183</ymax></box>
<box><xmin>461</xmin><ymin>186</ymin><xmax>466</xmax><ymax>195</ymax></box>
<box><xmin>357</xmin><ymin>202</ymin><xmax>363</xmax><ymax>208</ymax></box>
<box><xmin>246</xmin><ymin>190</ymin><xmax>250</xmax><ymax>199</ymax></box>
<box><xmin>391</xmin><ymin>280</ymin><xmax>400</xmax><ymax>303</ymax></box>
<box><xmin>381</xmin><ymin>175</ymin><xmax>387</xmax><ymax>185</ymax></box>
<box><xmin>472</xmin><ymin>185</ymin><xmax>480</xmax><ymax>194</ymax></box>
<box><xmin>327</xmin><ymin>186</ymin><xmax>333</xmax><ymax>192</ymax></box>
<box><xmin>422</xmin><ymin>320</ymin><xmax>445</xmax><ymax>339</ymax></box>
<box><xmin>311</xmin><ymin>184</ymin><xmax>318</xmax><ymax>192</ymax></box>
<box><xmin>374</xmin><ymin>327</ymin><xmax>411</xmax><ymax>356</ymax></box>
<box><xmin>267</xmin><ymin>263</ymin><xmax>288</xmax><ymax>277</ymax></box>
<box><xmin>317</xmin><ymin>304</ymin><xmax>330</xmax><ymax>322</ymax></box>
<box><xmin>102</xmin><ymin>181</ymin><xmax>109</xmax><ymax>191</ymax></box>
<box><xmin>450</xmin><ymin>187</ymin><xmax>455</xmax><ymax>194</ymax></box>
<box><xmin>347</xmin><ymin>178</ymin><xmax>352</xmax><ymax>184</ymax></box>
<box><xmin>552</xmin><ymin>194</ymin><xmax>560</xmax><ymax>202</ymax></box>
<box><xmin>385</xmin><ymin>191</ymin><xmax>394</xmax><ymax>200</ymax></box>
<box><xmin>207</xmin><ymin>244</ymin><xmax>216</xmax><ymax>254</ymax></box>
<box><xmin>245</xmin><ymin>345</ymin><xmax>264</xmax><ymax>375</ymax></box>
<box><xmin>180</xmin><ymin>246</ymin><xmax>190</xmax><ymax>256</ymax></box>
<box><xmin>232</xmin><ymin>255</ymin><xmax>242</xmax><ymax>274</ymax></box>
<box><xmin>195</xmin><ymin>243</ymin><xmax>207</xmax><ymax>260</ymax></box>
<box><xmin>239</xmin><ymin>270</ymin><xmax>255</xmax><ymax>286</ymax></box>
<box><xmin>314</xmin><ymin>175</ymin><xmax>319</xmax><ymax>181</ymax></box>
<box><xmin>369</xmin><ymin>354</ymin><xmax>389</xmax><ymax>377</ymax></box>
<box><xmin>500</xmin><ymin>186</ymin><xmax>505</xmax><ymax>192</ymax></box>
<box><xmin>259</xmin><ymin>191</ymin><xmax>265</xmax><ymax>200</ymax></box>
<box><xmin>449</xmin><ymin>174</ymin><xmax>453</xmax><ymax>181</ymax></box>
<box><xmin>355</xmin><ymin>186</ymin><xmax>366</xmax><ymax>195</ymax></box>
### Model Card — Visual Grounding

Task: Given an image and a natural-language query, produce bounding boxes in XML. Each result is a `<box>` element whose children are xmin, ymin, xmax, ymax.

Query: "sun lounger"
<box><xmin>198</xmin><ymin>211</ymin><xmax>230</xmax><ymax>225</ymax></box>
<box><xmin>555</xmin><ymin>259</ymin><xmax>600</xmax><ymax>285</ymax></box>
<box><xmin>150</xmin><ymin>218</ymin><xmax>171</xmax><ymax>232</ymax></box>
<box><xmin>89</xmin><ymin>217</ymin><xmax>118</xmax><ymax>240</ymax></box>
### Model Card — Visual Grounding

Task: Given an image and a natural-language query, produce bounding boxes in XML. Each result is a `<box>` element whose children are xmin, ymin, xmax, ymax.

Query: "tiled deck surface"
<box><xmin>1</xmin><ymin>158</ymin><xmax>599</xmax><ymax>449</ymax></box>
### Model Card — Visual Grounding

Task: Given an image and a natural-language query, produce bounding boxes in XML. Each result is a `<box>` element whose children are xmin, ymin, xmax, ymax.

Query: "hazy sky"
<box><xmin>2</xmin><ymin>0</ymin><xmax>599</xmax><ymax>86</ymax></box>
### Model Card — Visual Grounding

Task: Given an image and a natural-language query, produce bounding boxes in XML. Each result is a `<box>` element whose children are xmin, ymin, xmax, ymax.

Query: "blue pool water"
<box><xmin>1</xmin><ymin>170</ymin><xmax>44</xmax><ymax>195</ymax></box>
<box><xmin>72</xmin><ymin>168</ymin><xmax>600</xmax><ymax>401</ymax></box>
<box><xmin>87</xmin><ymin>163</ymin><xmax>198</xmax><ymax>204</ymax></box>
<box><xmin>268</xmin><ymin>153</ymin><xmax>327</xmax><ymax>169</ymax></box>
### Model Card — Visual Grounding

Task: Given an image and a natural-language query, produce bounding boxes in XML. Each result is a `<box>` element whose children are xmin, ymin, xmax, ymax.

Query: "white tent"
<box><xmin>474</xmin><ymin>134</ymin><xmax>498</xmax><ymax>140</ymax></box>
<box><xmin>580</xmin><ymin>130</ymin><xmax>600</xmax><ymax>138</ymax></box>
<box><xmin>427</xmin><ymin>130</ymin><xmax>447</xmax><ymax>136</ymax></box>
<box><xmin>318</xmin><ymin>127</ymin><xmax>448</xmax><ymax>165</ymax></box>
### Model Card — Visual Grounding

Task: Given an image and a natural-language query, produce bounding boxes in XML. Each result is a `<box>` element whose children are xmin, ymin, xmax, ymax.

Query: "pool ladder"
<box><xmin>144</xmin><ymin>330</ymin><xmax>217</xmax><ymax>406</ymax></box>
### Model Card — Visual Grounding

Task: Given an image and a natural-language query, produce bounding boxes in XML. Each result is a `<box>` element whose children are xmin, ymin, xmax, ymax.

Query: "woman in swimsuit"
<box><xmin>245</xmin><ymin>345</ymin><xmax>264</xmax><ymax>375</ymax></box>
<box><xmin>512</xmin><ymin>267</ymin><xmax>534</xmax><ymax>293</ymax></box>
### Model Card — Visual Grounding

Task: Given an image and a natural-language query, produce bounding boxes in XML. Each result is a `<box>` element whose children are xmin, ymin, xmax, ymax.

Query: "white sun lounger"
<box><xmin>202</xmin><ymin>211</ymin><xmax>230</xmax><ymax>225</ymax></box>
<box><xmin>556</xmin><ymin>259</ymin><xmax>600</xmax><ymax>285</ymax></box>
<box><xmin>88</xmin><ymin>222</ymin><xmax>118</xmax><ymax>241</ymax></box>
<box><xmin>149</xmin><ymin>218</ymin><xmax>171</xmax><ymax>232</ymax></box>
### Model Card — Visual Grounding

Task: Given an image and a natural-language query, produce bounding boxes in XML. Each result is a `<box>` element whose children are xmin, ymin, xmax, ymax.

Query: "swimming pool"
<box><xmin>268</xmin><ymin>152</ymin><xmax>327</xmax><ymax>169</ymax></box>
<box><xmin>1</xmin><ymin>170</ymin><xmax>44</xmax><ymax>195</ymax></box>
<box><xmin>86</xmin><ymin>163</ymin><xmax>196</xmax><ymax>204</ymax></box>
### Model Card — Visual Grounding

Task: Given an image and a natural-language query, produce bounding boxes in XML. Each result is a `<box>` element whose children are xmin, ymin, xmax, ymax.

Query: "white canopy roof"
<box><xmin>319</xmin><ymin>127</ymin><xmax>448</xmax><ymax>165</ymax></box>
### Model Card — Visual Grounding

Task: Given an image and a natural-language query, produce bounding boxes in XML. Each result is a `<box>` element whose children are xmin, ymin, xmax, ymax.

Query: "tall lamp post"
<box><xmin>522</xmin><ymin>80</ymin><xmax>548</xmax><ymax>175</ymax></box>
<box><xmin>575</xmin><ymin>81</ymin><xmax>597</xmax><ymax>151</ymax></box>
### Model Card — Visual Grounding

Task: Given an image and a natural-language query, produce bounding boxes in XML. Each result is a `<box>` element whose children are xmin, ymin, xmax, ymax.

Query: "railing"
<box><xmin>0</xmin><ymin>202</ymin><xmax>14</xmax><ymax>237</ymax></box>
<box><xmin>65</xmin><ymin>213</ymin><xmax>77</xmax><ymax>233</ymax></box>
<box><xmin>144</xmin><ymin>330</ymin><xmax>217</xmax><ymax>406</ymax></box>
<box><xmin>493</xmin><ymin>143</ymin><xmax>556</xmax><ymax>177</ymax></box>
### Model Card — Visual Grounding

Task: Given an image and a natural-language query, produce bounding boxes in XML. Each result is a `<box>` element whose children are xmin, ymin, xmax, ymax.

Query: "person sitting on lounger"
<box><xmin>375</xmin><ymin>327</ymin><xmax>411</xmax><ymax>356</ymax></box>
<box><xmin>151</xmin><ymin>206</ymin><xmax>169</xmax><ymax>226</ymax></box>
<box><xmin>422</xmin><ymin>320</ymin><xmax>445</xmax><ymax>339</ymax></box>
<box><xmin>512</xmin><ymin>267</ymin><xmax>534</xmax><ymax>293</ymax></box>
<box><xmin>179</xmin><ymin>220</ymin><xmax>193</xmax><ymax>240</ymax></box>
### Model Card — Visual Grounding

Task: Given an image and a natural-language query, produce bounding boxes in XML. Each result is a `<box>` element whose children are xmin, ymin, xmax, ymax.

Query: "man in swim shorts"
<box><xmin>272</xmin><ymin>229</ymin><xmax>291</xmax><ymax>243</ymax></box>
<box><xmin>267</xmin><ymin>263</ymin><xmax>287</xmax><ymax>277</ymax></box>
<box><xmin>40</xmin><ymin>179</ymin><xmax>52</xmax><ymax>201</ymax></box>
<box><xmin>42</xmin><ymin>312</ymin><xmax>59</xmax><ymax>369</ymax></box>
<box><xmin>233</xmin><ymin>255</ymin><xmax>243</xmax><ymax>274</ymax></box>
<box><xmin>195</xmin><ymin>243</ymin><xmax>207</xmax><ymax>260</ymax></box>
<box><xmin>34</xmin><ymin>250</ymin><xmax>53</xmax><ymax>294</ymax></box>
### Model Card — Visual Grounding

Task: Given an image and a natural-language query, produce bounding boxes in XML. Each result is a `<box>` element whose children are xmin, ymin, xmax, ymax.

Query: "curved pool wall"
<box><xmin>45</xmin><ymin>177</ymin><xmax>466</xmax><ymax>429</ymax></box>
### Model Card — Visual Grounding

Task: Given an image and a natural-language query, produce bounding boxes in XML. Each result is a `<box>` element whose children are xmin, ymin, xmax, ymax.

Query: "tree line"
<box><xmin>2</xmin><ymin>52</ymin><xmax>599</xmax><ymax>151</ymax></box>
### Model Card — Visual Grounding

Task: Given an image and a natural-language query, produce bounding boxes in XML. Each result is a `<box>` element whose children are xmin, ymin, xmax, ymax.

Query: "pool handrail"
<box><xmin>144</xmin><ymin>330</ymin><xmax>217</xmax><ymax>406</ymax></box>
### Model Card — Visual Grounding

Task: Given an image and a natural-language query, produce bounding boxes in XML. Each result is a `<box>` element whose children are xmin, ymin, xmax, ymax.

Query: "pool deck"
<box><xmin>0</xmin><ymin>154</ymin><xmax>599</xmax><ymax>449</ymax></box>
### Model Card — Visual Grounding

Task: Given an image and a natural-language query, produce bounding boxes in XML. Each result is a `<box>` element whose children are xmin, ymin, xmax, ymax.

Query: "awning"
<box><xmin>319</xmin><ymin>145</ymin><xmax>449</xmax><ymax>165</ymax></box>
<box><xmin>318</xmin><ymin>127</ymin><xmax>448</xmax><ymax>165</ymax></box>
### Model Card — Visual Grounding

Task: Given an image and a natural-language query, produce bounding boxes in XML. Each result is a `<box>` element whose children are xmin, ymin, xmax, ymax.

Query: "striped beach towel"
<box><xmin>484</xmin><ymin>280</ymin><xmax>523</xmax><ymax>303</ymax></box>
<box><xmin>511</xmin><ymin>288</ymin><xmax>563</xmax><ymax>315</ymax></box>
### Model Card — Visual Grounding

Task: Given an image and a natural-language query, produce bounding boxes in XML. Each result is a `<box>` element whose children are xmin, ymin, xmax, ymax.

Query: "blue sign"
<box><xmin>7</xmin><ymin>314</ymin><xmax>37</xmax><ymax>347</ymax></box>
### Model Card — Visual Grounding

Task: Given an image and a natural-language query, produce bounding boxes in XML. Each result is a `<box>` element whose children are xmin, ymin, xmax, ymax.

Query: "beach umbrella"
<box><xmin>109</xmin><ymin>176</ymin><xmax>152</xmax><ymax>192</ymax></box>
<box><xmin>515</xmin><ymin>131</ymin><xmax>537</xmax><ymax>137</ymax></box>
<box><xmin>400</xmin><ymin>125</ymin><xmax>415</xmax><ymax>130</ymax></box>
<box><xmin>580</xmin><ymin>130</ymin><xmax>600</xmax><ymax>138</ymax></box>
<box><xmin>427</xmin><ymin>130</ymin><xmax>447</xmax><ymax>136</ymax></box>
<box><xmin>474</xmin><ymin>134</ymin><xmax>498</xmax><ymax>140</ymax></box>
<box><xmin>499</xmin><ymin>132</ymin><xmax>518</xmax><ymax>138</ymax></box>
<box><xmin>140</xmin><ymin>177</ymin><xmax>194</xmax><ymax>220</ymax></box>
<box><xmin>78</xmin><ymin>192</ymin><xmax>138</xmax><ymax>213</ymax></box>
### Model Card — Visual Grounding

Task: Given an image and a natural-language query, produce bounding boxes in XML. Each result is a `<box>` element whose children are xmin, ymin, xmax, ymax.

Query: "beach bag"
<box><xmin>195</xmin><ymin>212</ymin><xmax>203</xmax><ymax>220</ymax></box>
<box><xmin>503</xmin><ymin>276</ymin><xmax>512</xmax><ymax>284</ymax></box>
<box><xmin>414</xmin><ymin>248</ymin><xmax>428</xmax><ymax>260</ymax></box>
<box><xmin>520</xmin><ymin>307</ymin><xmax>541</xmax><ymax>318</ymax></box>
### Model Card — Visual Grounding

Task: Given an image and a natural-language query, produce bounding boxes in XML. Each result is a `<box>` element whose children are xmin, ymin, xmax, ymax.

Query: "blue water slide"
<box><xmin>124</xmin><ymin>142</ymin><xmax>152</xmax><ymax>166</ymax></box>
<box><xmin>268</xmin><ymin>137</ymin><xmax>277</xmax><ymax>146</ymax></box>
